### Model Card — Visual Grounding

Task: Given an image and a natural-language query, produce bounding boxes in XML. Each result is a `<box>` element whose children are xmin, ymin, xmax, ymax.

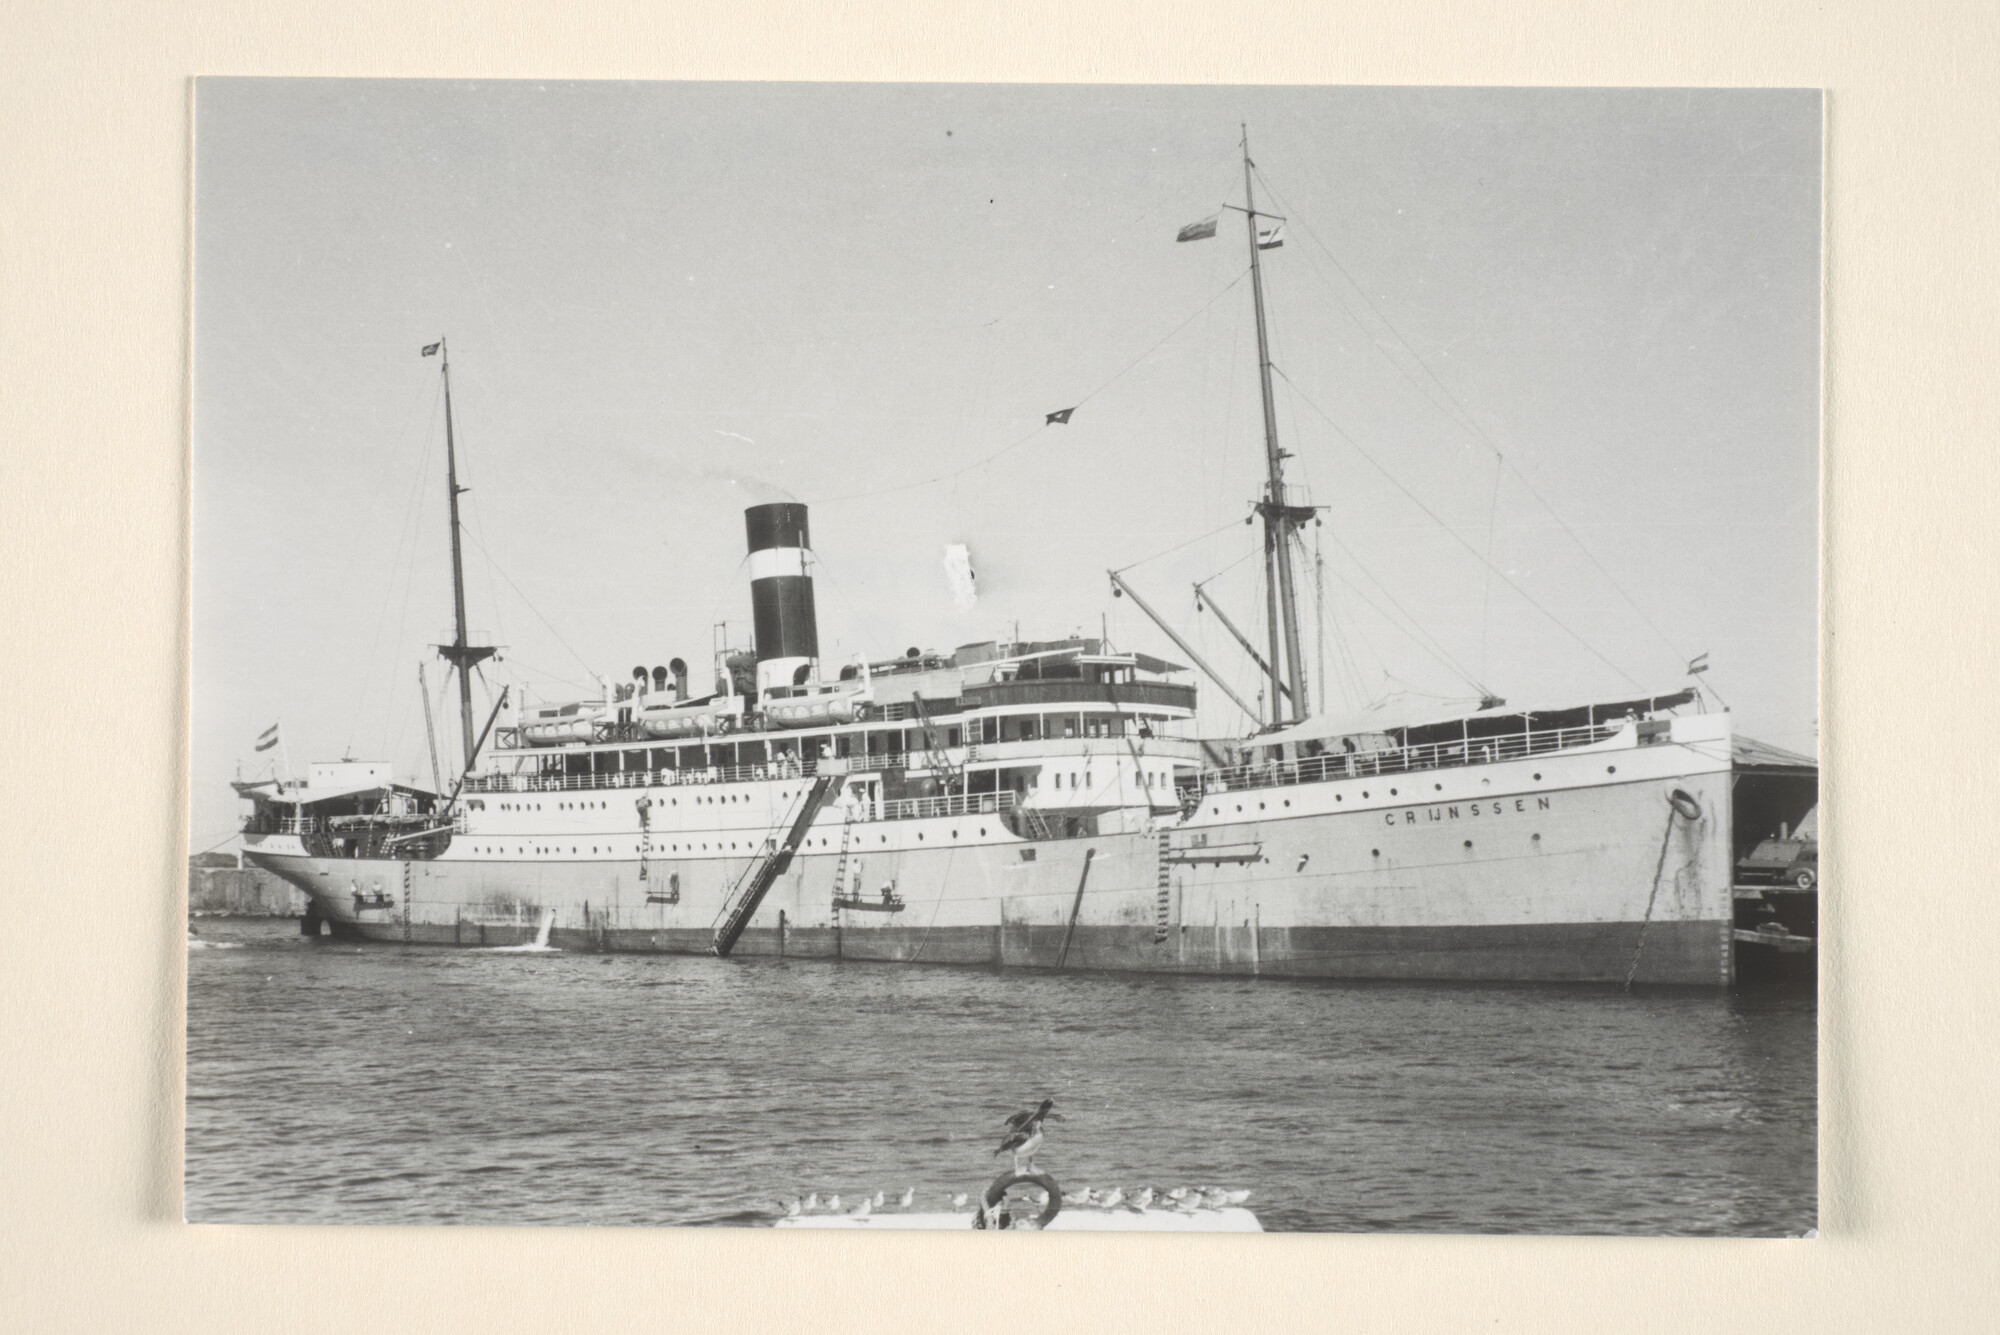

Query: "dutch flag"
<box><xmin>255</xmin><ymin>722</ymin><xmax>280</xmax><ymax>753</ymax></box>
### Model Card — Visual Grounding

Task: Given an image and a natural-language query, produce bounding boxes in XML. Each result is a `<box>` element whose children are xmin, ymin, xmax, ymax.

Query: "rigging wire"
<box><xmin>344</xmin><ymin>378</ymin><xmax>445</xmax><ymax>760</ymax></box>
<box><xmin>499</xmin><ymin>656</ymin><xmax>596</xmax><ymax>696</ymax></box>
<box><xmin>1110</xmin><ymin>516</ymin><xmax>1250</xmax><ymax>577</ymax></box>
<box><xmin>1478</xmin><ymin>455</ymin><xmax>1502</xmax><ymax>677</ymax></box>
<box><xmin>811</xmin><ymin>268</ymin><xmax>1252</xmax><ymax>507</ymax></box>
<box><xmin>457</xmin><ymin>525</ymin><xmax>598</xmax><ymax>679</ymax></box>
<box><xmin>1253</xmin><ymin>164</ymin><xmax>1692</xmax><ymax>672</ymax></box>
<box><xmin>1269</xmin><ymin>363</ymin><xmax>1642</xmax><ymax>690</ymax></box>
<box><xmin>1314</xmin><ymin>526</ymin><xmax>1490</xmax><ymax>695</ymax></box>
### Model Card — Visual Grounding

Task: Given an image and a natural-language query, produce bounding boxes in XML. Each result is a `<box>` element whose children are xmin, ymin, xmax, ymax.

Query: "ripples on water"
<box><xmin>184</xmin><ymin>917</ymin><xmax>1815</xmax><ymax>1234</ymax></box>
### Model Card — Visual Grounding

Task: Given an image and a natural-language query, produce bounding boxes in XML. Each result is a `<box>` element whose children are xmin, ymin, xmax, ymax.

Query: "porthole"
<box><xmin>1362</xmin><ymin>791</ymin><xmax>1370</xmax><ymax>799</ymax></box>
<box><xmin>1282</xmin><ymin>800</ymin><xmax>1290</xmax><ymax>808</ymax></box>
<box><xmin>1211</xmin><ymin>806</ymin><xmax>1220</xmax><ymax>815</ymax></box>
<box><xmin>1532</xmin><ymin>773</ymin><xmax>1541</xmax><ymax>781</ymax></box>
<box><xmin>1235</xmin><ymin>805</ymin><xmax>1243</xmax><ymax>813</ymax></box>
<box><xmin>1335</xmin><ymin>794</ymin><xmax>1342</xmax><ymax>802</ymax></box>
<box><xmin>1390</xmin><ymin>788</ymin><xmax>1397</xmax><ymax>796</ymax></box>
<box><xmin>1607</xmin><ymin>765</ymin><xmax>1617</xmax><ymax>774</ymax></box>
<box><xmin>1463</xmin><ymin>840</ymin><xmax>1473</xmax><ymax>849</ymax></box>
<box><xmin>1434</xmin><ymin>783</ymin><xmax>1442</xmax><ymax>792</ymax></box>
<box><xmin>918</xmin><ymin>833</ymin><xmax>925</xmax><ymax>841</ymax></box>
<box><xmin>952</xmin><ymin>830</ymin><xmax>958</xmax><ymax>838</ymax></box>
<box><xmin>1258</xmin><ymin>802</ymin><xmax>1265</xmax><ymax>810</ymax></box>
<box><xmin>979</xmin><ymin>827</ymin><xmax>987</xmax><ymax>836</ymax></box>
<box><xmin>1371</xmin><ymin>848</ymin><xmax>1380</xmax><ymax>857</ymax></box>
<box><xmin>1531</xmin><ymin>833</ymin><xmax>1541</xmax><ymax>842</ymax></box>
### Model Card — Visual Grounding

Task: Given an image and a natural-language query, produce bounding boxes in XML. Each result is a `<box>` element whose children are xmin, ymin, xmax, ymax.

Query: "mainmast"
<box><xmin>432</xmin><ymin>337</ymin><xmax>495</xmax><ymax>776</ymax></box>
<box><xmin>1240</xmin><ymin>127</ymin><xmax>1313</xmax><ymax>724</ymax></box>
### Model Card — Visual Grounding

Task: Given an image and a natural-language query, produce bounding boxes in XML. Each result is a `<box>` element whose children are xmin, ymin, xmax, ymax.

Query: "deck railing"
<box><xmin>879</xmin><ymin>791</ymin><xmax>1017</xmax><ymax>822</ymax></box>
<box><xmin>462</xmin><ymin>757</ymin><xmax>822</xmax><ymax>795</ymax></box>
<box><xmin>1199</xmin><ymin>722</ymin><xmax>1623</xmax><ymax>795</ymax></box>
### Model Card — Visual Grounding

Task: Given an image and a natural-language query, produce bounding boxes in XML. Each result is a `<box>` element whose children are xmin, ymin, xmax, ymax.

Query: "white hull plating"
<box><xmin>246</xmin><ymin>715</ymin><xmax>1736</xmax><ymax>984</ymax></box>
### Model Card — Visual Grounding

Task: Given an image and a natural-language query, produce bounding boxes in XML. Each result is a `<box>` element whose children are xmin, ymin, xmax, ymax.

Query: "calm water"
<box><xmin>185</xmin><ymin>916</ymin><xmax>1816</xmax><ymax>1234</ymax></box>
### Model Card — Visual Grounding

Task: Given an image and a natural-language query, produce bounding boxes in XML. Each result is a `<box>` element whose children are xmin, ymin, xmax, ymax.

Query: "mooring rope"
<box><xmin>1623</xmin><ymin>790</ymin><xmax>1702</xmax><ymax>992</ymax></box>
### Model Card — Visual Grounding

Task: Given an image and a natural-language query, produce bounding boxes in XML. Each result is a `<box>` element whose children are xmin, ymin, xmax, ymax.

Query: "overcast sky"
<box><xmin>192</xmin><ymin>81</ymin><xmax>1820</xmax><ymax>851</ymax></box>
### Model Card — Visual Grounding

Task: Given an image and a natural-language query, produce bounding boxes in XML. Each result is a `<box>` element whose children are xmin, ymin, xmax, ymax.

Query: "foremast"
<box><xmin>429</xmin><ymin>336</ymin><xmax>496</xmax><ymax>777</ymax></box>
<box><xmin>1239</xmin><ymin>127</ymin><xmax>1315</xmax><ymax>726</ymax></box>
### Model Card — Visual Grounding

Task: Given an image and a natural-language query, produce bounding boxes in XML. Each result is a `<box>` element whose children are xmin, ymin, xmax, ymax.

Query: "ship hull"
<box><xmin>245</xmin><ymin>721</ymin><xmax>1736</xmax><ymax>985</ymax></box>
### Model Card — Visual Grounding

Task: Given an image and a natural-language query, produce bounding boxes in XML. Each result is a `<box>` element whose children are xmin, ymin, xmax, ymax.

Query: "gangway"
<box><xmin>712</xmin><ymin>773</ymin><xmax>840</xmax><ymax>957</ymax></box>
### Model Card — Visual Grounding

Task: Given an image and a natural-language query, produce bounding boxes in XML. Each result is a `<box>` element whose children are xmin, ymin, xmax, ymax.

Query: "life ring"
<box><xmin>971</xmin><ymin>1171</ymin><xmax>1063</xmax><ymax>1229</ymax></box>
<box><xmin>1668</xmin><ymin>789</ymin><xmax>1702</xmax><ymax>822</ymax></box>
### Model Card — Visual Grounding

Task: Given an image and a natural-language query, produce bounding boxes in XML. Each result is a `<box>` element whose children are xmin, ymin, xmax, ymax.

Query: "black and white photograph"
<box><xmin>187</xmin><ymin>80</ymin><xmax>1820</xmax><ymax>1234</ymax></box>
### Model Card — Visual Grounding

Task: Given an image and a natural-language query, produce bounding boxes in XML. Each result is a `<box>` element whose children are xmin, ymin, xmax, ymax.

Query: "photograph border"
<box><xmin>3</xmin><ymin>0</ymin><xmax>1991</xmax><ymax>1330</ymax></box>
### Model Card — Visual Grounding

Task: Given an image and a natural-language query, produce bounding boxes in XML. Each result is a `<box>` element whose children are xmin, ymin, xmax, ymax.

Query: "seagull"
<box><xmin>1062</xmin><ymin>1186</ymin><xmax>1093</xmax><ymax>1207</ymax></box>
<box><xmin>1131</xmin><ymin>1187</ymin><xmax>1155</xmax><ymax>1211</ymax></box>
<box><xmin>1224</xmin><ymin>1189</ymin><xmax>1252</xmax><ymax>1206</ymax></box>
<box><xmin>873</xmin><ymin>1190</ymin><xmax>886</xmax><ymax>1208</ymax></box>
<box><xmin>898</xmin><ymin>1187</ymin><xmax>915</xmax><ymax>1209</ymax></box>
<box><xmin>1165</xmin><ymin>1187</ymin><xmax>1190</xmax><ymax>1202</ymax></box>
<box><xmin>950</xmin><ymin>1193</ymin><xmax>969</xmax><ymax>1210</ymax></box>
<box><xmin>805</xmin><ymin>1193</ymin><xmax>820</xmax><ymax>1212</ymax></box>
<box><xmin>851</xmin><ymin>1197</ymin><xmax>872</xmax><ymax>1218</ymax></box>
<box><xmin>995</xmin><ymin>1098</ymin><xmax>1061</xmax><ymax>1174</ymax></box>
<box><xmin>1098</xmin><ymin>1187</ymin><xmax>1124</xmax><ymax>1210</ymax></box>
<box><xmin>1201</xmin><ymin>1189</ymin><xmax>1232</xmax><ymax>1210</ymax></box>
<box><xmin>1001</xmin><ymin>1097</ymin><xmax>1060</xmax><ymax>1133</ymax></box>
<box><xmin>826</xmin><ymin>1194</ymin><xmax>841</xmax><ymax>1212</ymax></box>
<box><xmin>784</xmin><ymin>1198</ymin><xmax>802</xmax><ymax>1217</ymax></box>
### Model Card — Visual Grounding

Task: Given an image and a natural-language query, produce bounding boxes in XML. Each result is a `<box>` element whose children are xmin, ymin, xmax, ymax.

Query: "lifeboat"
<box><xmin>520</xmin><ymin>703</ymin><xmax>605</xmax><ymax>747</ymax></box>
<box><xmin>637</xmin><ymin>695</ymin><xmax>744</xmax><ymax>739</ymax></box>
<box><xmin>764</xmin><ymin>686</ymin><xmax>869</xmax><ymax>729</ymax></box>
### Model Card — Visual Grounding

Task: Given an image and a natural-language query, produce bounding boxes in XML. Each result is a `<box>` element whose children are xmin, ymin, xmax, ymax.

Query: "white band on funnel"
<box><xmin>748</xmin><ymin>546</ymin><xmax>815</xmax><ymax>583</ymax></box>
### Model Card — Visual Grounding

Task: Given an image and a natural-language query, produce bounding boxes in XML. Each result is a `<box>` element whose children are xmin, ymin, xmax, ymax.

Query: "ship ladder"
<box><xmin>636</xmin><ymin>793</ymin><xmax>653</xmax><ymax>884</ymax></box>
<box><xmin>712</xmin><ymin>773</ymin><xmax>840</xmax><ymax>957</ymax></box>
<box><xmin>1153</xmin><ymin>831</ymin><xmax>1173</xmax><ymax>943</ymax></box>
<box><xmin>829</xmin><ymin>807</ymin><xmax>858</xmax><ymax>911</ymax></box>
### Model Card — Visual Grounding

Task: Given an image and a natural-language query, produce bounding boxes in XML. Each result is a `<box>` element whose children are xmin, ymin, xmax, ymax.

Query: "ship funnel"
<box><xmin>669</xmin><ymin>657</ymin><xmax>688</xmax><ymax>700</ymax></box>
<box><xmin>744</xmin><ymin>502</ymin><xmax>819</xmax><ymax>697</ymax></box>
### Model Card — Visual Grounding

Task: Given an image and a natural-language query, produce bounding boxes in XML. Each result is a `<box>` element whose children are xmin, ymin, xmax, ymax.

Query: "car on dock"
<box><xmin>1736</xmin><ymin>830</ymin><xmax>1817</xmax><ymax>890</ymax></box>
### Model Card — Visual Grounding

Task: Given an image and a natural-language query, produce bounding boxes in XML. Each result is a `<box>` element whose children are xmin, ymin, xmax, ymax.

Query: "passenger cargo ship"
<box><xmin>234</xmin><ymin>133</ymin><xmax>1739</xmax><ymax>985</ymax></box>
